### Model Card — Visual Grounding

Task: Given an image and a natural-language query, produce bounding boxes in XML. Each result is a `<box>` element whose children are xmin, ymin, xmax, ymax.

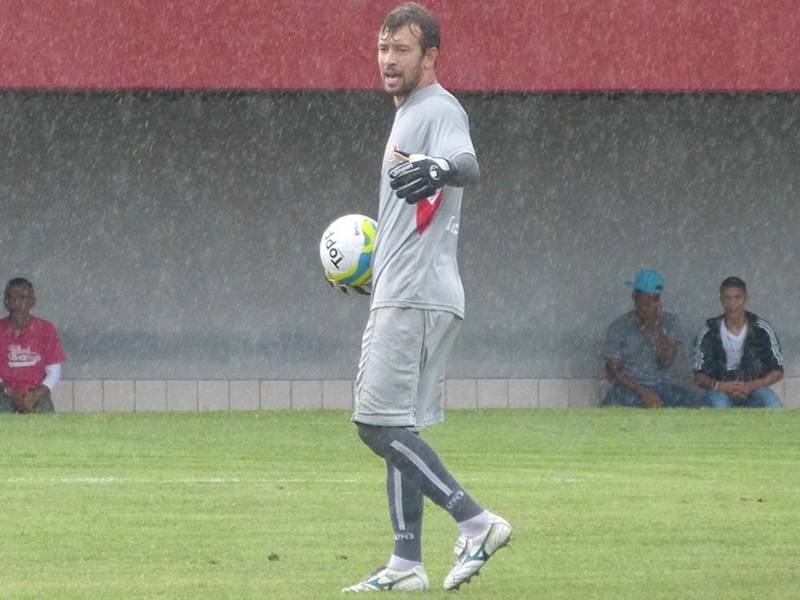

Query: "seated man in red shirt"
<box><xmin>0</xmin><ymin>278</ymin><xmax>65</xmax><ymax>414</ymax></box>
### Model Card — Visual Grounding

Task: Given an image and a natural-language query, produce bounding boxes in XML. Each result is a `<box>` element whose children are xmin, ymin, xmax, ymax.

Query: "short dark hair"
<box><xmin>380</xmin><ymin>3</ymin><xmax>441</xmax><ymax>54</ymax></box>
<box><xmin>720</xmin><ymin>276</ymin><xmax>747</xmax><ymax>294</ymax></box>
<box><xmin>5</xmin><ymin>277</ymin><xmax>34</xmax><ymax>296</ymax></box>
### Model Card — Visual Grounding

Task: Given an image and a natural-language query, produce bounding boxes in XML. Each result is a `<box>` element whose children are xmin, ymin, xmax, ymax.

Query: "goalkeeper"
<box><xmin>341</xmin><ymin>3</ymin><xmax>511</xmax><ymax>594</ymax></box>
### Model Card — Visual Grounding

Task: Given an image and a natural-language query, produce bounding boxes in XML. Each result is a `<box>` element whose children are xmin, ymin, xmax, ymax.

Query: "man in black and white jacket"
<box><xmin>693</xmin><ymin>276</ymin><xmax>784</xmax><ymax>408</ymax></box>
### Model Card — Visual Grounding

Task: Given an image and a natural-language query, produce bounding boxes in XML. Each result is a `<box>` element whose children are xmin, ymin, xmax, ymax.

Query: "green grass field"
<box><xmin>1</xmin><ymin>409</ymin><xmax>798</xmax><ymax>599</ymax></box>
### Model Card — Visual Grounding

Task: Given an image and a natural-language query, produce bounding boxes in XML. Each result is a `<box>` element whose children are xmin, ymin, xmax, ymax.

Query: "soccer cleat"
<box><xmin>443</xmin><ymin>514</ymin><xmax>512</xmax><ymax>591</ymax></box>
<box><xmin>342</xmin><ymin>565</ymin><xmax>430</xmax><ymax>593</ymax></box>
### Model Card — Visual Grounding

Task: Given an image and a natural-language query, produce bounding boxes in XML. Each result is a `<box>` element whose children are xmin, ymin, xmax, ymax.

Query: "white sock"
<box><xmin>458</xmin><ymin>510</ymin><xmax>491</xmax><ymax>537</ymax></box>
<box><xmin>387</xmin><ymin>555</ymin><xmax>422</xmax><ymax>572</ymax></box>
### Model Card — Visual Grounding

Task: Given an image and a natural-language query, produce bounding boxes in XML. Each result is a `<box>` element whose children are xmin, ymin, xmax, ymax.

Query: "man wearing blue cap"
<box><xmin>602</xmin><ymin>269</ymin><xmax>703</xmax><ymax>408</ymax></box>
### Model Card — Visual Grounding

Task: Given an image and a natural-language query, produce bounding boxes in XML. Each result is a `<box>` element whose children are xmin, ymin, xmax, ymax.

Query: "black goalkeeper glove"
<box><xmin>324</xmin><ymin>272</ymin><xmax>371</xmax><ymax>296</ymax></box>
<box><xmin>388</xmin><ymin>150</ymin><xmax>456</xmax><ymax>204</ymax></box>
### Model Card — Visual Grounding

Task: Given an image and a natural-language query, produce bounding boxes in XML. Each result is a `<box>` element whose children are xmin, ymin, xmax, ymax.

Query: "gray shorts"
<box><xmin>353</xmin><ymin>307</ymin><xmax>461</xmax><ymax>431</ymax></box>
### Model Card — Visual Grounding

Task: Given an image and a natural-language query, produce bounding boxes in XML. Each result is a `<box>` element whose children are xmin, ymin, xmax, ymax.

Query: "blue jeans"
<box><xmin>703</xmin><ymin>387</ymin><xmax>783</xmax><ymax>408</ymax></box>
<box><xmin>602</xmin><ymin>383</ymin><xmax>704</xmax><ymax>408</ymax></box>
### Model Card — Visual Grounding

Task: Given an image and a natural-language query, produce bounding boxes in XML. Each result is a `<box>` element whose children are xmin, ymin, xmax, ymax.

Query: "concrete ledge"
<box><xmin>50</xmin><ymin>378</ymin><xmax>800</xmax><ymax>413</ymax></box>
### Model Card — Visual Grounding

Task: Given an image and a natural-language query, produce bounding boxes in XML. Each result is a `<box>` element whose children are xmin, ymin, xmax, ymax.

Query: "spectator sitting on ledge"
<box><xmin>602</xmin><ymin>269</ymin><xmax>703</xmax><ymax>409</ymax></box>
<box><xmin>692</xmin><ymin>276</ymin><xmax>783</xmax><ymax>408</ymax></box>
<box><xmin>0</xmin><ymin>278</ymin><xmax>65</xmax><ymax>414</ymax></box>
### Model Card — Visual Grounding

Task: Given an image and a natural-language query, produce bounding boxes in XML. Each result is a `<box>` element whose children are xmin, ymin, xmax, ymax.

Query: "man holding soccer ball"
<box><xmin>342</xmin><ymin>3</ymin><xmax>511</xmax><ymax>593</ymax></box>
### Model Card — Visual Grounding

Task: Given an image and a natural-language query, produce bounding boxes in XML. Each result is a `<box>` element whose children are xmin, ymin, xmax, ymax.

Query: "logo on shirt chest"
<box><xmin>386</xmin><ymin>140</ymin><xmax>400</xmax><ymax>163</ymax></box>
<box><xmin>7</xmin><ymin>345</ymin><xmax>41</xmax><ymax>368</ymax></box>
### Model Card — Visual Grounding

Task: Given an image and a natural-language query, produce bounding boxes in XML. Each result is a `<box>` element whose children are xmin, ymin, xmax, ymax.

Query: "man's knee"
<box><xmin>748</xmin><ymin>387</ymin><xmax>783</xmax><ymax>408</ymax></box>
<box><xmin>0</xmin><ymin>394</ymin><xmax>14</xmax><ymax>413</ymax></box>
<box><xmin>356</xmin><ymin>423</ymin><xmax>417</xmax><ymax>458</ymax></box>
<box><xmin>357</xmin><ymin>422</ymin><xmax>392</xmax><ymax>457</ymax></box>
<box><xmin>602</xmin><ymin>386</ymin><xmax>642</xmax><ymax>407</ymax></box>
<box><xmin>33</xmin><ymin>394</ymin><xmax>55</xmax><ymax>413</ymax></box>
<box><xmin>704</xmin><ymin>389</ymin><xmax>732</xmax><ymax>408</ymax></box>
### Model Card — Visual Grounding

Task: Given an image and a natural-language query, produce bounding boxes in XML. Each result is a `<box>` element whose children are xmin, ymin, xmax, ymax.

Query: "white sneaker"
<box><xmin>342</xmin><ymin>565</ymin><xmax>430</xmax><ymax>592</ymax></box>
<box><xmin>443</xmin><ymin>514</ymin><xmax>512</xmax><ymax>591</ymax></box>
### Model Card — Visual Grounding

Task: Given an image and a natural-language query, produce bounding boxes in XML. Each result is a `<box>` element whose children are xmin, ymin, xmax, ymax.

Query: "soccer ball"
<box><xmin>319</xmin><ymin>214</ymin><xmax>377</xmax><ymax>295</ymax></box>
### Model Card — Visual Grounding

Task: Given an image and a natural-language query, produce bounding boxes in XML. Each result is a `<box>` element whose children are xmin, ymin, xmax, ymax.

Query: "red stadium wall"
<box><xmin>1</xmin><ymin>0</ymin><xmax>799</xmax><ymax>91</ymax></box>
